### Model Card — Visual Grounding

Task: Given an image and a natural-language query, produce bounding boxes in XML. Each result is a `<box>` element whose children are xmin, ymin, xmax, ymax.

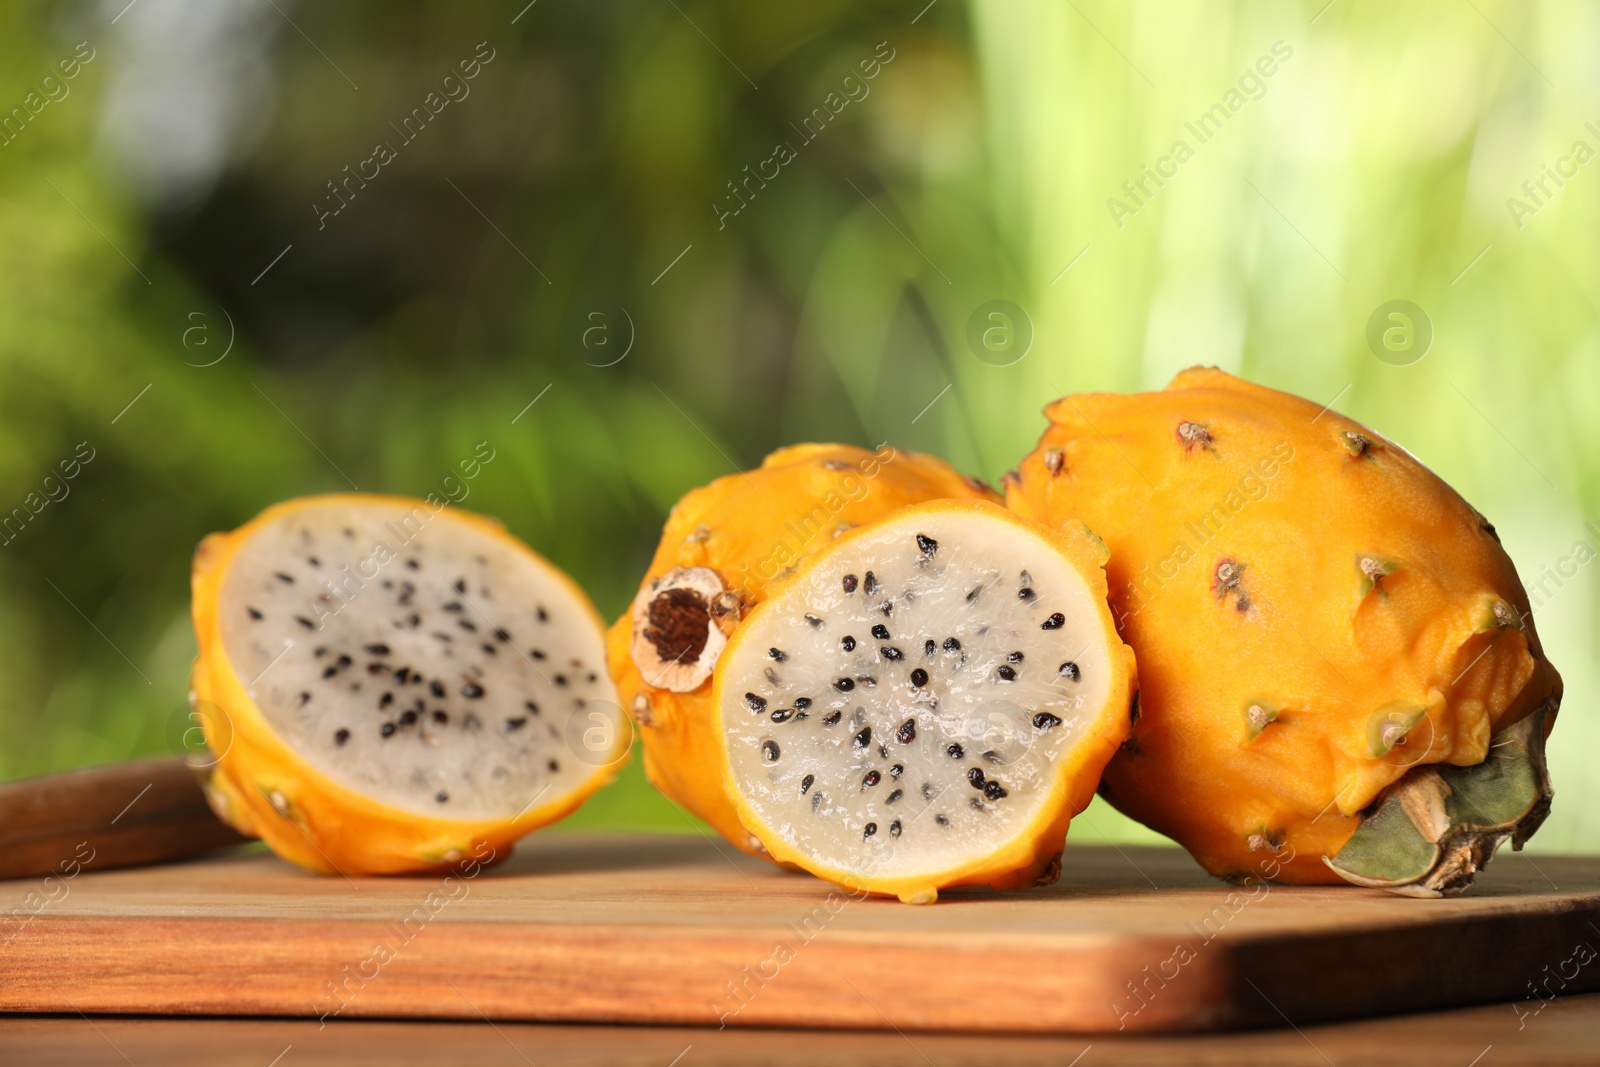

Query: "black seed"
<box><xmin>862</xmin><ymin>770</ymin><xmax>881</xmax><ymax>788</ymax></box>
<box><xmin>916</xmin><ymin>533</ymin><xmax>938</xmax><ymax>557</ymax></box>
<box><xmin>405</xmin><ymin>558</ymin><xmax>419</xmax><ymax>570</ymax></box>
<box><xmin>444</xmin><ymin>602</ymin><xmax>463</xmax><ymax>613</ymax></box>
<box><xmin>983</xmin><ymin>750</ymin><xmax>1002</xmax><ymax>764</ymax></box>
<box><xmin>947</xmin><ymin>743</ymin><xmax>965</xmax><ymax>759</ymax></box>
<box><xmin>433</xmin><ymin>710</ymin><xmax>449</xmax><ymax>724</ymax></box>
<box><xmin>295</xmin><ymin>616</ymin><xmax>316</xmax><ymax>630</ymax></box>
<box><xmin>274</xmin><ymin>571</ymin><xmax>295</xmax><ymax>584</ymax></box>
<box><xmin>840</xmin><ymin>635</ymin><xmax>856</xmax><ymax>653</ymax></box>
<box><xmin>805</xmin><ymin>614</ymin><xmax>824</xmax><ymax>630</ymax></box>
<box><xmin>852</xmin><ymin>727</ymin><xmax>872</xmax><ymax>749</ymax></box>
<box><xmin>298</xmin><ymin>691</ymin><xmax>312</xmax><ymax>706</ymax></box>
<box><xmin>997</xmin><ymin>665</ymin><xmax>1017</xmax><ymax>681</ymax></box>
<box><xmin>771</xmin><ymin>708</ymin><xmax>793</xmax><ymax>724</ymax></box>
<box><xmin>985</xmin><ymin>780</ymin><xmax>1008</xmax><ymax>800</ymax></box>
<box><xmin>547</xmin><ymin>758</ymin><xmax>560</xmax><ymax>772</ymax></box>
<box><xmin>393</xmin><ymin>667</ymin><xmax>410</xmax><ymax>684</ymax></box>
<box><xmin>525</xmin><ymin>700</ymin><xmax>540</xmax><ymax>715</ymax></box>
<box><xmin>966</xmin><ymin>584</ymin><xmax>982</xmax><ymax>603</ymax></box>
<box><xmin>822</xmin><ymin>710</ymin><xmax>842</xmax><ymax>726</ymax></box>
<box><xmin>380</xmin><ymin>723</ymin><xmax>396</xmax><ymax>738</ymax></box>
<box><xmin>769</xmin><ymin>647</ymin><xmax>787</xmax><ymax>661</ymax></box>
<box><xmin>863</xmin><ymin>822</ymin><xmax>877</xmax><ymax>839</ymax></box>
<box><xmin>910</xmin><ymin>668</ymin><xmax>929</xmax><ymax>688</ymax></box>
<box><xmin>462</xmin><ymin>682</ymin><xmax>485</xmax><ymax>699</ymax></box>
<box><xmin>887</xmin><ymin>788</ymin><xmax>903</xmax><ymax>805</ymax></box>
<box><xmin>890</xmin><ymin>763</ymin><xmax>904</xmax><ymax>778</ymax></box>
<box><xmin>406</xmin><ymin>613</ymin><xmax>421</xmax><ymax>627</ymax></box>
<box><xmin>794</xmin><ymin>697</ymin><xmax>813</xmax><ymax>710</ymax></box>
<box><xmin>843</xmin><ymin>574</ymin><xmax>859</xmax><ymax>593</ymax></box>
<box><xmin>458</xmin><ymin>620</ymin><xmax>477</xmax><ymax>632</ymax></box>
<box><xmin>481</xmin><ymin>643</ymin><xmax>496</xmax><ymax>655</ymax></box>
<box><xmin>936</xmin><ymin>814</ymin><xmax>950</xmax><ymax>827</ymax></box>
<box><xmin>864</xmin><ymin>571</ymin><xmax>879</xmax><ymax>595</ymax></box>
<box><xmin>762</xmin><ymin>740</ymin><xmax>780</xmax><ymax>762</ymax></box>
<box><xmin>871</xmin><ymin>624</ymin><xmax>890</xmax><ymax>640</ymax></box>
<box><xmin>399</xmin><ymin>710</ymin><xmax>418</xmax><ymax>726</ymax></box>
<box><xmin>835</xmin><ymin>678</ymin><xmax>855</xmax><ymax>692</ymax></box>
<box><xmin>454</xmin><ymin>578</ymin><xmax>467</xmax><ymax>594</ymax></box>
<box><xmin>334</xmin><ymin>728</ymin><xmax>349</xmax><ymax>745</ymax></box>
<box><xmin>1042</xmin><ymin>613</ymin><xmax>1065</xmax><ymax>630</ymax></box>
<box><xmin>1008</xmin><ymin>651</ymin><xmax>1025</xmax><ymax>664</ymax></box>
<box><xmin>880</xmin><ymin>602</ymin><xmax>893</xmax><ymax>616</ymax></box>
<box><xmin>943</xmin><ymin>637</ymin><xmax>961</xmax><ymax>651</ymax></box>
<box><xmin>247</xmin><ymin>607</ymin><xmax>263</xmax><ymax>621</ymax></box>
<box><xmin>922</xmin><ymin>782</ymin><xmax>934</xmax><ymax>799</ymax></box>
<box><xmin>553</xmin><ymin>674</ymin><xmax>567</xmax><ymax>687</ymax></box>
<box><xmin>378</xmin><ymin>692</ymin><xmax>393</xmax><ymax>709</ymax></box>
<box><xmin>336</xmin><ymin>654</ymin><xmax>352</xmax><ymax>668</ymax></box>
<box><xmin>794</xmin><ymin>774</ymin><xmax>813</xmax><ymax>796</ymax></box>
<box><xmin>504</xmin><ymin>717</ymin><xmax>527</xmax><ymax>731</ymax></box>
<box><xmin>365</xmin><ymin>643</ymin><xmax>391</xmax><ymax>656</ymax></box>
<box><xmin>308</xmin><ymin>557</ymin><xmax>320</xmax><ymax>567</ymax></box>
<box><xmin>745</xmin><ymin>692</ymin><xmax>767</xmax><ymax>713</ymax></box>
<box><xmin>1059</xmin><ymin>661</ymin><xmax>1081</xmax><ymax>681</ymax></box>
<box><xmin>537</xmin><ymin>606</ymin><xmax>549</xmax><ymax>623</ymax></box>
<box><xmin>1034</xmin><ymin>712</ymin><xmax>1063</xmax><ymax>730</ymax></box>
<box><xmin>881</xmin><ymin>646</ymin><xmax>903</xmax><ymax>661</ymax></box>
<box><xmin>924</xmin><ymin>639</ymin><xmax>936</xmax><ymax>655</ymax></box>
<box><xmin>895</xmin><ymin>718</ymin><xmax>917</xmax><ymax>744</ymax></box>
<box><xmin>436</xmin><ymin>791</ymin><xmax>449</xmax><ymax>803</ymax></box>
<box><xmin>889</xmin><ymin>820</ymin><xmax>902</xmax><ymax>838</ymax></box>
<box><xmin>321</xmin><ymin>665</ymin><xmax>339</xmax><ymax>679</ymax></box>
<box><xmin>968</xmin><ymin>767</ymin><xmax>987</xmax><ymax>789</ymax></box>
<box><xmin>1019</xmin><ymin>587</ymin><xmax>1036</xmax><ymax>602</ymax></box>
<box><xmin>430</xmin><ymin>681</ymin><xmax>446</xmax><ymax>698</ymax></box>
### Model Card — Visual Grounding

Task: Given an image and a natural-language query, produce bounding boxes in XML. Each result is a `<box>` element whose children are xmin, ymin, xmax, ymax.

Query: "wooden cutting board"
<box><xmin>1</xmin><ymin>833</ymin><xmax>1595</xmax><ymax>1034</ymax></box>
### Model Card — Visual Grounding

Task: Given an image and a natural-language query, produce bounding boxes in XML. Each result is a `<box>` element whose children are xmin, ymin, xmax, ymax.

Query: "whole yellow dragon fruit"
<box><xmin>1007</xmin><ymin>367</ymin><xmax>1560</xmax><ymax>894</ymax></box>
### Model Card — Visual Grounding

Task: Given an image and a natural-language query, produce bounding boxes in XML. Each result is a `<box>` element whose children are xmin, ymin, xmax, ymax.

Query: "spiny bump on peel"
<box><xmin>1211</xmin><ymin>558</ymin><xmax>1250</xmax><ymax>613</ymax></box>
<box><xmin>1244</xmin><ymin>700</ymin><xmax>1279</xmax><ymax>741</ymax></box>
<box><xmin>1367</xmin><ymin>703</ymin><xmax>1426</xmax><ymax>758</ymax></box>
<box><xmin>1341</xmin><ymin>430</ymin><xmax>1373</xmax><ymax>457</ymax></box>
<box><xmin>1043</xmin><ymin>448</ymin><xmax>1066</xmax><ymax>476</ymax></box>
<box><xmin>1176</xmin><ymin>420</ymin><xmax>1213</xmax><ymax>452</ymax></box>
<box><xmin>1357</xmin><ymin>554</ymin><xmax>1401</xmax><ymax>596</ymax></box>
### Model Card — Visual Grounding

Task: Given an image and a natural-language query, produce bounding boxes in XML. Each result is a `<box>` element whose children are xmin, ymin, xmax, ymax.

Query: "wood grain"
<box><xmin>0</xmin><ymin>757</ymin><xmax>247</xmax><ymax>881</ymax></box>
<box><xmin>5</xmin><ymin>992</ymin><xmax>1600</xmax><ymax>1067</ymax></box>
<box><xmin>1</xmin><ymin>833</ymin><xmax>1595</xmax><ymax>1034</ymax></box>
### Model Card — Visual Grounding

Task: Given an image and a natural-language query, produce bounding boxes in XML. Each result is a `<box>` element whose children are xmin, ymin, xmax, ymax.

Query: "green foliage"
<box><xmin>0</xmin><ymin>1</ymin><xmax>1594</xmax><ymax>851</ymax></box>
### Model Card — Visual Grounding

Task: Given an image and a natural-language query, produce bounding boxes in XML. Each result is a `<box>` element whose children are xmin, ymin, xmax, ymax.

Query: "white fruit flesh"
<box><xmin>722</xmin><ymin>510</ymin><xmax>1113</xmax><ymax>882</ymax></box>
<box><xmin>217</xmin><ymin>499</ymin><xmax>619</xmax><ymax>820</ymax></box>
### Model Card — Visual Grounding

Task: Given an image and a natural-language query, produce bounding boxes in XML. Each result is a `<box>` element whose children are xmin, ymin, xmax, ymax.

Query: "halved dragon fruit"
<box><xmin>189</xmin><ymin>493</ymin><xmax>627</xmax><ymax>875</ymax></box>
<box><xmin>715</xmin><ymin>500</ymin><xmax>1136</xmax><ymax>902</ymax></box>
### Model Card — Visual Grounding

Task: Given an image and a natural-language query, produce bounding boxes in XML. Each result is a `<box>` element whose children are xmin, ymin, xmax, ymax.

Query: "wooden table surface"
<box><xmin>3</xmin><ymin>832</ymin><xmax>1598</xmax><ymax>1036</ymax></box>
<box><xmin>3</xmin><ymin>992</ymin><xmax>1599</xmax><ymax>1066</ymax></box>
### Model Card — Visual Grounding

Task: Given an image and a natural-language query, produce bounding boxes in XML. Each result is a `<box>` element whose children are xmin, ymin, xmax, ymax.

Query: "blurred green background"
<box><xmin>0</xmin><ymin>0</ymin><xmax>1594</xmax><ymax>850</ymax></box>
